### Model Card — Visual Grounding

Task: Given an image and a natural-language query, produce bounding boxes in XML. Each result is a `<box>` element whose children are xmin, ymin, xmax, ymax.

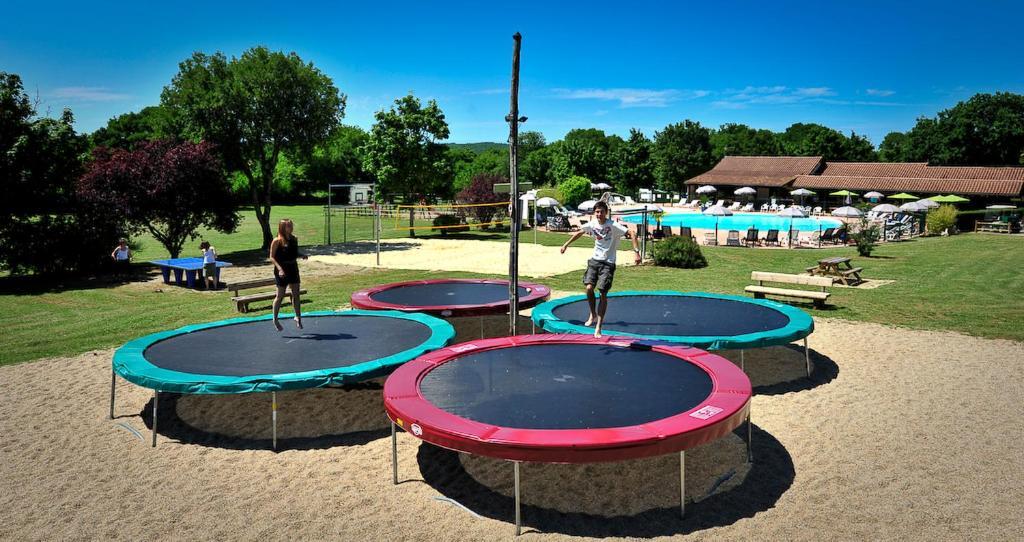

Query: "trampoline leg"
<box><xmin>746</xmin><ymin>410</ymin><xmax>753</xmax><ymax>463</ymax></box>
<box><xmin>804</xmin><ymin>337</ymin><xmax>811</xmax><ymax>378</ymax></box>
<box><xmin>513</xmin><ymin>462</ymin><xmax>522</xmax><ymax>536</ymax></box>
<box><xmin>151</xmin><ymin>391</ymin><xmax>158</xmax><ymax>448</ymax></box>
<box><xmin>271</xmin><ymin>392</ymin><xmax>278</xmax><ymax>451</ymax></box>
<box><xmin>480</xmin><ymin>316</ymin><xmax>485</xmax><ymax>339</ymax></box>
<box><xmin>109</xmin><ymin>370</ymin><xmax>116</xmax><ymax>420</ymax></box>
<box><xmin>391</xmin><ymin>421</ymin><xmax>398</xmax><ymax>485</ymax></box>
<box><xmin>679</xmin><ymin>450</ymin><xmax>686</xmax><ymax>518</ymax></box>
<box><xmin>740</xmin><ymin>350</ymin><xmax>745</xmax><ymax>372</ymax></box>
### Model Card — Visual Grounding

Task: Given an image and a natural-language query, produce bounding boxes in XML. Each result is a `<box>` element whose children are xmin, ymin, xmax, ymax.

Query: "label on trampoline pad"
<box><xmin>689</xmin><ymin>406</ymin><xmax>724</xmax><ymax>420</ymax></box>
<box><xmin>450</xmin><ymin>343</ymin><xmax>478</xmax><ymax>353</ymax></box>
<box><xmin>411</xmin><ymin>423</ymin><xmax>423</xmax><ymax>436</ymax></box>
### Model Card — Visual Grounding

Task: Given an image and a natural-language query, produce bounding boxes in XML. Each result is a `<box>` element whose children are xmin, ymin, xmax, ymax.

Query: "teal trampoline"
<box><xmin>110</xmin><ymin>310</ymin><xmax>454</xmax><ymax>448</ymax></box>
<box><xmin>532</xmin><ymin>291</ymin><xmax>814</xmax><ymax>376</ymax></box>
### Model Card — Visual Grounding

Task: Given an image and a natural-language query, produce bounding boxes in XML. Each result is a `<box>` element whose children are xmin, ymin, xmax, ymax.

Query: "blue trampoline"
<box><xmin>532</xmin><ymin>291</ymin><xmax>814</xmax><ymax>376</ymax></box>
<box><xmin>110</xmin><ymin>310</ymin><xmax>454</xmax><ymax>448</ymax></box>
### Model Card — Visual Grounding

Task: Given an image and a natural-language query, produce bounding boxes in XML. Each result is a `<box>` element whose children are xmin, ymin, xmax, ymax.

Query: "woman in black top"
<box><xmin>270</xmin><ymin>218</ymin><xmax>307</xmax><ymax>331</ymax></box>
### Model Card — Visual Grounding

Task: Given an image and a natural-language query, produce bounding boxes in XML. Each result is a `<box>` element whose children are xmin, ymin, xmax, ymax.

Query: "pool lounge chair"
<box><xmin>704</xmin><ymin>232</ymin><xmax>718</xmax><ymax>246</ymax></box>
<box><xmin>741</xmin><ymin>203</ymin><xmax>754</xmax><ymax>212</ymax></box>
<box><xmin>742</xmin><ymin>227</ymin><xmax>760</xmax><ymax>246</ymax></box>
<box><xmin>726</xmin><ymin>230</ymin><xmax>742</xmax><ymax>246</ymax></box>
<box><xmin>760</xmin><ymin>203</ymin><xmax>770</xmax><ymax>212</ymax></box>
<box><xmin>818</xmin><ymin>227</ymin><xmax>836</xmax><ymax>244</ymax></box>
<box><xmin>764</xmin><ymin>229</ymin><xmax>781</xmax><ymax>246</ymax></box>
<box><xmin>812</xmin><ymin>206</ymin><xmax>822</xmax><ymax>215</ymax></box>
<box><xmin>679</xmin><ymin>226</ymin><xmax>695</xmax><ymax>240</ymax></box>
<box><xmin>727</xmin><ymin>202</ymin><xmax>741</xmax><ymax>211</ymax></box>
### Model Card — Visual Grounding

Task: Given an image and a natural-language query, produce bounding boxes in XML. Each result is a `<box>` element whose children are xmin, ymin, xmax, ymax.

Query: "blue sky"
<box><xmin>3</xmin><ymin>1</ymin><xmax>1022</xmax><ymax>146</ymax></box>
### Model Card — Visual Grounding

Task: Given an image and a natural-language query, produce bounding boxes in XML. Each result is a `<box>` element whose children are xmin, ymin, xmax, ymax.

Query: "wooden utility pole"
<box><xmin>507</xmin><ymin>32</ymin><xmax>523</xmax><ymax>336</ymax></box>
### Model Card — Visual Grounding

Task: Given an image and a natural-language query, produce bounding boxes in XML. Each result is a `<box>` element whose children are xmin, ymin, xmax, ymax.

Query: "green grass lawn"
<box><xmin>2</xmin><ymin>203</ymin><xmax>1021</xmax><ymax>366</ymax></box>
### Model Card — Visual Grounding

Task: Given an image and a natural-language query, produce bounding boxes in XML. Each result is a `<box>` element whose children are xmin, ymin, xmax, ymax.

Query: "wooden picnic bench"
<box><xmin>228</xmin><ymin>278</ymin><xmax>306</xmax><ymax>313</ymax></box>
<box><xmin>745</xmin><ymin>271</ymin><xmax>834</xmax><ymax>308</ymax></box>
<box><xmin>975</xmin><ymin>220</ymin><xmax>1012</xmax><ymax>234</ymax></box>
<box><xmin>808</xmin><ymin>256</ymin><xmax>863</xmax><ymax>286</ymax></box>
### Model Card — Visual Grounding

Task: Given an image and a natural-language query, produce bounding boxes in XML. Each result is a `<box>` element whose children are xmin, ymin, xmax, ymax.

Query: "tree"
<box><xmin>161</xmin><ymin>46</ymin><xmax>345</xmax><ymax>249</ymax></box>
<box><xmin>652</xmin><ymin>120</ymin><xmax>713</xmax><ymax>192</ymax></box>
<box><xmin>456</xmin><ymin>173</ymin><xmax>508</xmax><ymax>227</ymax></box>
<box><xmin>517</xmin><ymin>131</ymin><xmax>546</xmax><ymax>155</ymax></box>
<box><xmin>551</xmin><ymin>128</ymin><xmax>623</xmax><ymax>185</ymax></box>
<box><xmin>878</xmin><ymin>131</ymin><xmax>910</xmax><ymax>162</ymax></box>
<box><xmin>78</xmin><ymin>140</ymin><xmax>239</xmax><ymax>258</ymax></box>
<box><xmin>520</xmin><ymin>143</ymin><xmax>556</xmax><ymax>186</ymax></box>
<box><xmin>453</xmin><ymin>147</ymin><xmax>508</xmax><ymax>191</ymax></box>
<box><xmin>710</xmin><ymin>123</ymin><xmax>782</xmax><ymax>160</ymax></box>
<box><xmin>302</xmin><ymin>124</ymin><xmax>374</xmax><ymax>197</ymax></box>
<box><xmin>778</xmin><ymin>123</ymin><xmax>877</xmax><ymax>161</ymax></box>
<box><xmin>90</xmin><ymin>106</ymin><xmax>181</xmax><ymax>149</ymax></box>
<box><xmin>557</xmin><ymin>175</ymin><xmax>593</xmax><ymax>208</ymax></box>
<box><xmin>613</xmin><ymin>129</ymin><xmax>655</xmax><ymax>196</ymax></box>
<box><xmin>361</xmin><ymin>94</ymin><xmax>452</xmax><ymax>235</ymax></box>
<box><xmin>928</xmin><ymin>92</ymin><xmax>1024</xmax><ymax>165</ymax></box>
<box><xmin>1</xmin><ymin>72</ymin><xmax>126</xmax><ymax>275</ymax></box>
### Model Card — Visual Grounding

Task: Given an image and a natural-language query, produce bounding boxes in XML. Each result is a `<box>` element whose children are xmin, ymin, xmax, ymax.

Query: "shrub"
<box><xmin>456</xmin><ymin>173</ymin><xmax>507</xmax><ymax>226</ymax></box>
<box><xmin>557</xmin><ymin>175</ymin><xmax>592</xmax><ymax>208</ymax></box>
<box><xmin>926</xmin><ymin>205</ymin><xmax>958</xmax><ymax>235</ymax></box>
<box><xmin>850</xmin><ymin>217</ymin><xmax>881</xmax><ymax>257</ymax></box>
<box><xmin>651</xmin><ymin>236</ymin><xmax>707</xmax><ymax>269</ymax></box>
<box><xmin>432</xmin><ymin>214</ymin><xmax>468</xmax><ymax>236</ymax></box>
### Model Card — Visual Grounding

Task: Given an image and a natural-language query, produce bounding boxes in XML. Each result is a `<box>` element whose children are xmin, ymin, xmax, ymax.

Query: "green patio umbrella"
<box><xmin>829</xmin><ymin>190</ymin><xmax>859</xmax><ymax>197</ymax></box>
<box><xmin>929</xmin><ymin>194</ymin><xmax>970</xmax><ymax>203</ymax></box>
<box><xmin>888</xmin><ymin>192</ymin><xmax>918</xmax><ymax>201</ymax></box>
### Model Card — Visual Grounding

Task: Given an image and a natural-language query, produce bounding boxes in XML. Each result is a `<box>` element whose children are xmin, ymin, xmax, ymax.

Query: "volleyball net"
<box><xmin>391</xmin><ymin>201</ymin><xmax>511</xmax><ymax>233</ymax></box>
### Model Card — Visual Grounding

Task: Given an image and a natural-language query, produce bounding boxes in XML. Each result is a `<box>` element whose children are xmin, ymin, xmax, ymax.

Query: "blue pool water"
<box><xmin>622</xmin><ymin>212</ymin><xmax>843</xmax><ymax>232</ymax></box>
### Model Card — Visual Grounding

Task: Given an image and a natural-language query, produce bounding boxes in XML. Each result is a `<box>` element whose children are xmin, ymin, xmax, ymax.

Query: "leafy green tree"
<box><xmin>90</xmin><ymin>106</ymin><xmax>180</xmax><ymax>149</ymax></box>
<box><xmin>778</xmin><ymin>123</ymin><xmax>877</xmax><ymax>161</ymax></box>
<box><xmin>652</xmin><ymin>120</ymin><xmax>713</xmax><ymax>192</ymax></box>
<box><xmin>453</xmin><ymin>147</ymin><xmax>508</xmax><ymax>191</ymax></box>
<box><xmin>361</xmin><ymin>94</ymin><xmax>452</xmax><ymax>235</ymax></box>
<box><xmin>302</xmin><ymin>124</ymin><xmax>373</xmax><ymax>197</ymax></box>
<box><xmin>613</xmin><ymin>128</ymin><xmax>655</xmax><ymax>196</ymax></box>
<box><xmin>161</xmin><ymin>46</ymin><xmax>345</xmax><ymax>249</ymax></box>
<box><xmin>517</xmin><ymin>131</ymin><xmax>546</xmax><ymax>155</ymax></box>
<box><xmin>0</xmin><ymin>72</ymin><xmax>126</xmax><ymax>275</ymax></box>
<box><xmin>928</xmin><ymin>92</ymin><xmax>1024</xmax><ymax>165</ymax></box>
<box><xmin>878</xmin><ymin>131</ymin><xmax>910</xmax><ymax>162</ymax></box>
<box><xmin>551</xmin><ymin>128</ymin><xmax>623</xmax><ymax>185</ymax></box>
<box><xmin>557</xmin><ymin>175</ymin><xmax>593</xmax><ymax>208</ymax></box>
<box><xmin>520</xmin><ymin>143</ymin><xmax>556</xmax><ymax>186</ymax></box>
<box><xmin>710</xmin><ymin>123</ymin><xmax>782</xmax><ymax>160</ymax></box>
<box><xmin>843</xmin><ymin>132</ymin><xmax>878</xmax><ymax>161</ymax></box>
<box><xmin>900</xmin><ymin>117</ymin><xmax>943</xmax><ymax>163</ymax></box>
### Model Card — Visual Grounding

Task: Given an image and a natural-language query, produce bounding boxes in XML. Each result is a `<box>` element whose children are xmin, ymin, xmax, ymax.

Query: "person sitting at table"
<box><xmin>199</xmin><ymin>241</ymin><xmax>218</xmax><ymax>290</ymax></box>
<box><xmin>110</xmin><ymin>239</ymin><xmax>131</xmax><ymax>278</ymax></box>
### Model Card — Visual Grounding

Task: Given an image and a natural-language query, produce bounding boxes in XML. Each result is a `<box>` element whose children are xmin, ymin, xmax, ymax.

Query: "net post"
<box><xmin>375</xmin><ymin>204</ymin><xmax>381</xmax><ymax>267</ymax></box>
<box><xmin>506</xmin><ymin>32</ymin><xmax>523</xmax><ymax>337</ymax></box>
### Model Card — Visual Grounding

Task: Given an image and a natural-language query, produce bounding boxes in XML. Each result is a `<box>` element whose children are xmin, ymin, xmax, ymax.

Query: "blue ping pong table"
<box><xmin>151</xmin><ymin>258</ymin><xmax>233</xmax><ymax>288</ymax></box>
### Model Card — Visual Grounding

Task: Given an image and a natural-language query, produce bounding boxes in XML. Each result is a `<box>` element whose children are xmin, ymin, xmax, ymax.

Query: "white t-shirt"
<box><xmin>114</xmin><ymin>247</ymin><xmax>130</xmax><ymax>261</ymax></box>
<box><xmin>203</xmin><ymin>247</ymin><xmax>217</xmax><ymax>264</ymax></box>
<box><xmin>580</xmin><ymin>218</ymin><xmax>629</xmax><ymax>263</ymax></box>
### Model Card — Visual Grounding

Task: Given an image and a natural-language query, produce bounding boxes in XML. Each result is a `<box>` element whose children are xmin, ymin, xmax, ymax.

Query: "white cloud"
<box><xmin>714</xmin><ymin>85</ymin><xmax>840</xmax><ymax>108</ymax></box>
<box><xmin>468</xmin><ymin>88</ymin><xmax>507</xmax><ymax>95</ymax></box>
<box><xmin>551</xmin><ymin>87</ymin><xmax>708</xmax><ymax>108</ymax></box>
<box><xmin>865</xmin><ymin>88</ymin><xmax>896</xmax><ymax>97</ymax></box>
<box><xmin>50</xmin><ymin>87</ymin><xmax>132</xmax><ymax>102</ymax></box>
<box><xmin>794</xmin><ymin>87</ymin><xmax>836</xmax><ymax>97</ymax></box>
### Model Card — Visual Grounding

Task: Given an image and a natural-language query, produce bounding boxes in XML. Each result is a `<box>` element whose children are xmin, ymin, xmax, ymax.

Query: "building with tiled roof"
<box><xmin>684</xmin><ymin>156</ymin><xmax>1024</xmax><ymax>202</ymax></box>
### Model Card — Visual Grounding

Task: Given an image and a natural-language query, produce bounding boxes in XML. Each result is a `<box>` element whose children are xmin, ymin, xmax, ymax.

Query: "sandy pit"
<box><xmin>308</xmin><ymin>238</ymin><xmax>636</xmax><ymax>277</ymax></box>
<box><xmin>1</xmin><ymin>317</ymin><xmax>1021</xmax><ymax>541</ymax></box>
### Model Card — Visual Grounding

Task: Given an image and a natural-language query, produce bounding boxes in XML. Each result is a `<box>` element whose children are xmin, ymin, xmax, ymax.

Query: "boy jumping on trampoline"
<box><xmin>560</xmin><ymin>201</ymin><xmax>641</xmax><ymax>337</ymax></box>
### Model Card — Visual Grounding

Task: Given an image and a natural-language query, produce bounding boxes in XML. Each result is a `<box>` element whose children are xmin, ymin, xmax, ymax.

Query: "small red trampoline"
<box><xmin>351</xmin><ymin>278</ymin><xmax>550</xmax><ymax>317</ymax></box>
<box><xmin>384</xmin><ymin>334</ymin><xmax>752</xmax><ymax>534</ymax></box>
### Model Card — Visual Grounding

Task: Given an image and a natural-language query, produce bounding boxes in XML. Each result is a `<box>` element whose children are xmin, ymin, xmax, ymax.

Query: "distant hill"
<box><xmin>445</xmin><ymin>142</ymin><xmax>506</xmax><ymax>153</ymax></box>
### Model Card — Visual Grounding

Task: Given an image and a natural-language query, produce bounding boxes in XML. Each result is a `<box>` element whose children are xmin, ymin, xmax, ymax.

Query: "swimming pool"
<box><xmin>622</xmin><ymin>212</ymin><xmax>843</xmax><ymax>232</ymax></box>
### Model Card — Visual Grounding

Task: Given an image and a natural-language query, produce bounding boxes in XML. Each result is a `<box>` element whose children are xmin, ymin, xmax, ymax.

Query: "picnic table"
<box><xmin>807</xmin><ymin>256</ymin><xmax>862</xmax><ymax>286</ymax></box>
<box><xmin>151</xmin><ymin>258</ymin><xmax>232</xmax><ymax>288</ymax></box>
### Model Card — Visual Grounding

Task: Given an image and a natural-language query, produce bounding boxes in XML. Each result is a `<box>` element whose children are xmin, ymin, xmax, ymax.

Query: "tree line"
<box><xmin>3</xmin><ymin>44</ymin><xmax>1023</xmax><ymax>276</ymax></box>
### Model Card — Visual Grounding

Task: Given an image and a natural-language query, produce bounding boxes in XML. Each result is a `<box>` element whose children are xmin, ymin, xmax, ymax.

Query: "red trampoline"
<box><xmin>351</xmin><ymin>278</ymin><xmax>550</xmax><ymax>317</ymax></box>
<box><xmin>384</xmin><ymin>334</ymin><xmax>752</xmax><ymax>534</ymax></box>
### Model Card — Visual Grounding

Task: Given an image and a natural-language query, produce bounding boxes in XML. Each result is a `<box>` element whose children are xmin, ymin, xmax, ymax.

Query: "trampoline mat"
<box><xmin>419</xmin><ymin>343</ymin><xmax>712</xmax><ymax>430</ymax></box>
<box><xmin>144</xmin><ymin>315</ymin><xmax>433</xmax><ymax>376</ymax></box>
<box><xmin>370</xmin><ymin>282</ymin><xmax>531</xmax><ymax>308</ymax></box>
<box><xmin>550</xmin><ymin>294</ymin><xmax>791</xmax><ymax>337</ymax></box>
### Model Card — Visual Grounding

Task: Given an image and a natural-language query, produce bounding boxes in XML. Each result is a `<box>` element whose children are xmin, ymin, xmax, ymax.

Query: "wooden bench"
<box><xmin>228</xmin><ymin>278</ymin><xmax>306</xmax><ymax>313</ymax></box>
<box><xmin>745</xmin><ymin>271</ymin><xmax>834</xmax><ymax>308</ymax></box>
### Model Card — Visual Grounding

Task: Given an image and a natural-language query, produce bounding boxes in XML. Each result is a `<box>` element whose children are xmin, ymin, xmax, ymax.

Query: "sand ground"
<box><xmin>308</xmin><ymin>239</ymin><xmax>636</xmax><ymax>277</ymax></box>
<box><xmin>1</xmin><ymin>314</ymin><xmax>1022</xmax><ymax>541</ymax></box>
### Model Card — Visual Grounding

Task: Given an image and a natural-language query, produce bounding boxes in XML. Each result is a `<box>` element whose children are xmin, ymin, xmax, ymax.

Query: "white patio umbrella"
<box><xmin>831</xmin><ymin>206</ymin><xmax>863</xmax><ymax>218</ymax></box>
<box><xmin>536</xmin><ymin>197</ymin><xmax>560</xmax><ymax>208</ymax></box>
<box><xmin>578</xmin><ymin>200</ymin><xmax>597</xmax><ymax>212</ymax></box>
<box><xmin>696</xmin><ymin>185</ymin><xmax>717</xmax><ymax>194</ymax></box>
<box><xmin>594</xmin><ymin>182</ymin><xmax>612</xmax><ymax>190</ymax></box>
<box><xmin>986</xmin><ymin>204</ymin><xmax>1016</xmax><ymax>210</ymax></box>
<box><xmin>703</xmin><ymin>205</ymin><xmax>732</xmax><ymax>242</ymax></box>
<box><xmin>900</xmin><ymin>201</ymin><xmax>927</xmax><ymax>212</ymax></box>
<box><xmin>734</xmin><ymin>186</ymin><xmax>756</xmax><ymax>196</ymax></box>
<box><xmin>918</xmin><ymin>198</ymin><xmax>940</xmax><ymax>209</ymax></box>
<box><xmin>789</xmin><ymin>188</ymin><xmax>816</xmax><ymax>207</ymax></box>
<box><xmin>778</xmin><ymin>206</ymin><xmax>809</xmax><ymax>217</ymax></box>
<box><xmin>863</xmin><ymin>191</ymin><xmax>884</xmax><ymax>200</ymax></box>
<box><xmin>872</xmin><ymin>203</ymin><xmax>901</xmax><ymax>214</ymax></box>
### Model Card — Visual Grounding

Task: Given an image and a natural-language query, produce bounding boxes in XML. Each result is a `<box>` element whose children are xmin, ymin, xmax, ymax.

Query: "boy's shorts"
<box><xmin>583</xmin><ymin>258</ymin><xmax>616</xmax><ymax>291</ymax></box>
<box><xmin>203</xmin><ymin>262</ymin><xmax>217</xmax><ymax>278</ymax></box>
